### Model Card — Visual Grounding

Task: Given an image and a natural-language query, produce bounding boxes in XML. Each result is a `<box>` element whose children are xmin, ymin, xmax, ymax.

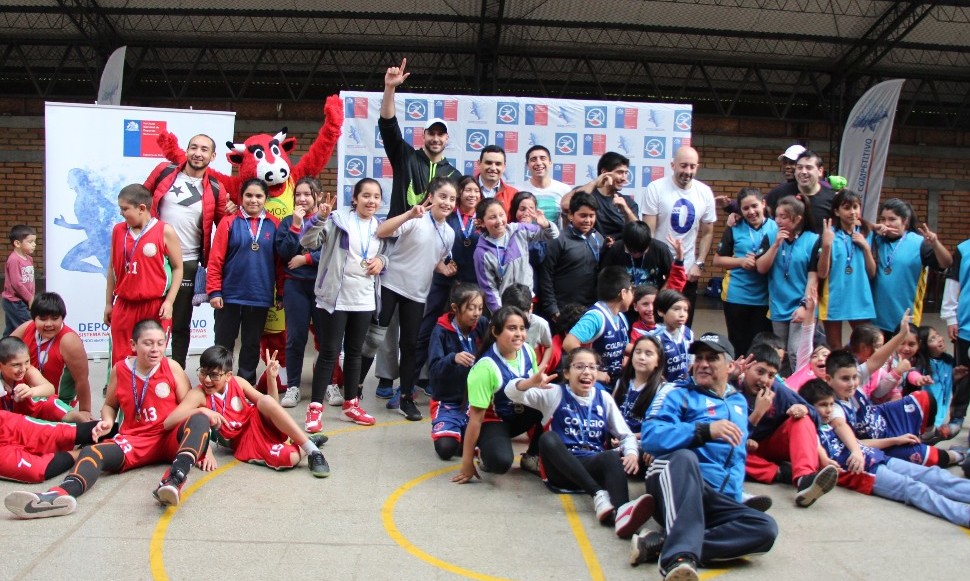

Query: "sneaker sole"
<box><xmin>396</xmin><ymin>408</ymin><xmax>423</xmax><ymax>421</ymax></box>
<box><xmin>340</xmin><ymin>413</ymin><xmax>376</xmax><ymax>426</ymax></box>
<box><xmin>615</xmin><ymin>495</ymin><xmax>655</xmax><ymax>539</ymax></box>
<box><xmin>5</xmin><ymin>492</ymin><xmax>76</xmax><ymax>519</ymax></box>
<box><xmin>629</xmin><ymin>533</ymin><xmax>664</xmax><ymax>567</ymax></box>
<box><xmin>310</xmin><ymin>468</ymin><xmax>331</xmax><ymax>478</ymax></box>
<box><xmin>304</xmin><ymin>424</ymin><xmax>323</xmax><ymax>434</ymax></box>
<box><xmin>664</xmin><ymin>563</ymin><xmax>699</xmax><ymax>581</ymax></box>
<box><xmin>281</xmin><ymin>400</ymin><xmax>299</xmax><ymax>408</ymax></box>
<box><xmin>154</xmin><ymin>486</ymin><xmax>180</xmax><ymax>507</ymax></box>
<box><xmin>375</xmin><ymin>389</ymin><xmax>394</xmax><ymax>400</ymax></box>
<box><xmin>743</xmin><ymin>496</ymin><xmax>773</xmax><ymax>513</ymax></box>
<box><xmin>795</xmin><ymin>465</ymin><xmax>839</xmax><ymax>508</ymax></box>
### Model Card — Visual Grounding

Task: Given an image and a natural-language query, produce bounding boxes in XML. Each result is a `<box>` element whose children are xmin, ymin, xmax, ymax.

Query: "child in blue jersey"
<box><xmin>505</xmin><ymin>347</ymin><xmax>655</xmax><ymax>538</ymax></box>
<box><xmin>452</xmin><ymin>306</ymin><xmax>544</xmax><ymax>484</ymax></box>
<box><xmin>427</xmin><ymin>284</ymin><xmax>487</xmax><ymax>461</ymax></box>
<box><xmin>650</xmin><ymin>289</ymin><xmax>693</xmax><ymax>382</ymax></box>
<box><xmin>817</xmin><ymin>190</ymin><xmax>876</xmax><ymax>349</ymax></box>
<box><xmin>915</xmin><ymin>326</ymin><xmax>967</xmax><ymax>442</ymax></box>
<box><xmin>755</xmin><ymin>195</ymin><xmax>821</xmax><ymax>374</ymax></box>
<box><xmin>563</xmin><ymin>267</ymin><xmax>634</xmax><ymax>385</ymax></box>
<box><xmin>207</xmin><ymin>179</ymin><xmax>280</xmax><ymax>384</ymax></box>
<box><xmin>713</xmin><ymin>187</ymin><xmax>777</xmax><ymax>357</ymax></box>
<box><xmin>274</xmin><ymin>177</ymin><xmax>322</xmax><ymax>407</ymax></box>
<box><xmin>612</xmin><ymin>334</ymin><xmax>666</xmax><ymax>439</ymax></box>
<box><xmin>871</xmin><ymin>198</ymin><xmax>951</xmax><ymax>336</ymax></box>
<box><xmin>801</xmin><ymin>379</ymin><xmax>970</xmax><ymax>528</ymax></box>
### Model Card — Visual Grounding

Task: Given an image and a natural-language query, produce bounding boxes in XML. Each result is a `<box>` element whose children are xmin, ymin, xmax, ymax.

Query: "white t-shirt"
<box><xmin>517</xmin><ymin>179</ymin><xmax>571</xmax><ymax>224</ymax></box>
<box><xmin>159</xmin><ymin>172</ymin><xmax>204</xmax><ymax>261</ymax></box>
<box><xmin>526</xmin><ymin>312</ymin><xmax>552</xmax><ymax>349</ymax></box>
<box><xmin>381</xmin><ymin>213</ymin><xmax>454</xmax><ymax>302</ymax></box>
<box><xmin>637</xmin><ymin>176</ymin><xmax>716</xmax><ymax>266</ymax></box>
<box><xmin>337</xmin><ymin>214</ymin><xmax>382</xmax><ymax>311</ymax></box>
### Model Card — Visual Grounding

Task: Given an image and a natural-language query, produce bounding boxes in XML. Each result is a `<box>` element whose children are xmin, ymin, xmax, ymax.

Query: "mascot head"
<box><xmin>226</xmin><ymin>129</ymin><xmax>296</xmax><ymax>187</ymax></box>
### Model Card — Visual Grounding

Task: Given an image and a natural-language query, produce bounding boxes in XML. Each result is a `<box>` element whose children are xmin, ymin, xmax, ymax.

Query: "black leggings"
<box><xmin>169</xmin><ymin>259</ymin><xmax>198</xmax><ymax>368</ymax></box>
<box><xmin>359</xmin><ymin>288</ymin><xmax>425</xmax><ymax>396</ymax></box>
<box><xmin>538</xmin><ymin>431</ymin><xmax>629</xmax><ymax>505</ymax></box>
<box><xmin>722</xmin><ymin>302</ymin><xmax>772</xmax><ymax>357</ymax></box>
<box><xmin>477</xmin><ymin>407</ymin><xmax>543</xmax><ymax>474</ymax></box>
<box><xmin>59</xmin><ymin>414</ymin><xmax>209</xmax><ymax>497</ymax></box>
<box><xmin>42</xmin><ymin>420</ymin><xmax>102</xmax><ymax>480</ymax></box>
<box><xmin>310</xmin><ymin>308</ymin><xmax>372</xmax><ymax>403</ymax></box>
<box><xmin>214</xmin><ymin>303</ymin><xmax>269</xmax><ymax>384</ymax></box>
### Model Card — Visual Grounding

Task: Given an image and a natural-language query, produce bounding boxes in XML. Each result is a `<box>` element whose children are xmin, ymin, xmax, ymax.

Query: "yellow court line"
<box><xmin>558</xmin><ymin>495</ymin><xmax>605</xmax><ymax>581</ymax></box>
<box><xmin>148</xmin><ymin>419</ymin><xmax>415</xmax><ymax>580</ymax></box>
<box><xmin>380</xmin><ymin>464</ymin><xmax>517</xmax><ymax>581</ymax></box>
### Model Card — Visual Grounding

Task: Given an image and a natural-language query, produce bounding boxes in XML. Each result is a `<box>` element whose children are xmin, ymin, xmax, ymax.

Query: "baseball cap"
<box><xmin>688</xmin><ymin>332</ymin><xmax>735</xmax><ymax>359</ymax></box>
<box><xmin>424</xmin><ymin>118</ymin><xmax>448</xmax><ymax>133</ymax></box>
<box><xmin>778</xmin><ymin>144</ymin><xmax>806</xmax><ymax>162</ymax></box>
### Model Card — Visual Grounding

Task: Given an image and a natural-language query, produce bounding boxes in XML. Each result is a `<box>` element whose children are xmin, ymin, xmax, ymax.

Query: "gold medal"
<box><xmin>884</xmin><ymin>266</ymin><xmax>892</xmax><ymax>275</ymax></box>
<box><xmin>845</xmin><ymin>266</ymin><xmax>853</xmax><ymax>275</ymax></box>
<box><xmin>251</xmin><ymin>242</ymin><xmax>260</xmax><ymax>251</ymax></box>
<box><xmin>361</xmin><ymin>259</ymin><xmax>369</xmax><ymax>269</ymax></box>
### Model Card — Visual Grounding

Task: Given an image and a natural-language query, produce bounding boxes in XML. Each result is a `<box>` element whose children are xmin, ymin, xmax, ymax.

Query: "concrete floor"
<box><xmin>1</xmin><ymin>309</ymin><xmax>968</xmax><ymax>581</ymax></box>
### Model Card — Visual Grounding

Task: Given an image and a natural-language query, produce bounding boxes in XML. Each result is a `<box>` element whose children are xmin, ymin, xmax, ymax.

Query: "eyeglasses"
<box><xmin>570</xmin><ymin>363</ymin><xmax>600</xmax><ymax>373</ymax></box>
<box><xmin>197</xmin><ymin>368</ymin><xmax>229</xmax><ymax>381</ymax></box>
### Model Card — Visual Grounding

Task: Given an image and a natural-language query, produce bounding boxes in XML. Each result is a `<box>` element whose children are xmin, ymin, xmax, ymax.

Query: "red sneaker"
<box><xmin>341</xmin><ymin>398</ymin><xmax>376</xmax><ymax>426</ymax></box>
<box><xmin>305</xmin><ymin>402</ymin><xmax>325</xmax><ymax>433</ymax></box>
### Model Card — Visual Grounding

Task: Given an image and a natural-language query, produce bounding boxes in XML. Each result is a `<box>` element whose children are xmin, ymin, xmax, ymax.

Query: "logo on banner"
<box><xmin>405</xmin><ymin>100</ymin><xmax>428</xmax><ymax>121</ymax></box>
<box><xmin>496</xmin><ymin>103</ymin><xmax>519</xmax><ymax>125</ymax></box>
<box><xmin>617</xmin><ymin>136</ymin><xmax>632</xmax><ymax>155</ymax></box>
<box><xmin>470</xmin><ymin>102</ymin><xmax>485</xmax><ymax>121</ymax></box>
<box><xmin>673</xmin><ymin>137</ymin><xmax>692</xmax><ymax>151</ymax></box>
<box><xmin>372</xmin><ymin>157</ymin><xmax>393</xmax><ymax>178</ymax></box>
<box><xmin>614</xmin><ymin>107</ymin><xmax>638</xmax><ymax>129</ymax></box>
<box><xmin>123</xmin><ymin>119</ymin><xmax>166</xmax><ymax>158</ymax></box>
<box><xmin>554</xmin><ymin>107</ymin><xmax>573</xmax><ymax>126</ymax></box>
<box><xmin>446</xmin><ymin>157</ymin><xmax>458</xmax><ymax>169</ymax></box>
<box><xmin>643</xmin><ymin>137</ymin><xmax>666</xmax><ymax>159</ymax></box>
<box><xmin>344</xmin><ymin>156</ymin><xmax>366</xmax><ymax>178</ymax></box>
<box><xmin>643</xmin><ymin>166</ymin><xmax>666</xmax><ymax>184</ymax></box>
<box><xmin>347</xmin><ymin>126</ymin><xmax>363</xmax><ymax>146</ymax></box>
<box><xmin>374</xmin><ymin>126</ymin><xmax>384</xmax><ymax>148</ymax></box>
<box><xmin>525</xmin><ymin>104</ymin><xmax>548</xmax><ymax>126</ymax></box>
<box><xmin>583</xmin><ymin>134</ymin><xmax>606</xmax><ymax>156</ymax></box>
<box><xmin>674</xmin><ymin>110</ymin><xmax>692</xmax><ymax>132</ymax></box>
<box><xmin>495</xmin><ymin>130</ymin><xmax>518</xmax><ymax>153</ymax></box>
<box><xmin>850</xmin><ymin>102</ymin><xmax>890</xmax><ymax>132</ymax></box>
<box><xmin>626</xmin><ymin>166</ymin><xmax>637</xmax><ymax>188</ymax></box>
<box><xmin>466</xmin><ymin>129</ymin><xmax>489</xmax><ymax>152</ymax></box>
<box><xmin>342</xmin><ymin>185</ymin><xmax>354</xmax><ymax>206</ymax></box>
<box><xmin>464</xmin><ymin>160</ymin><xmax>478</xmax><ymax>175</ymax></box>
<box><xmin>553</xmin><ymin>163</ymin><xmax>576</xmax><ymax>184</ymax></box>
<box><xmin>555</xmin><ymin>133</ymin><xmax>578</xmax><ymax>156</ymax></box>
<box><xmin>403</xmin><ymin>127</ymin><xmax>424</xmax><ymax>148</ymax></box>
<box><xmin>644</xmin><ymin>109</ymin><xmax>662</xmax><ymax>129</ymax></box>
<box><xmin>433</xmin><ymin>99</ymin><xmax>459</xmax><ymax>121</ymax></box>
<box><xmin>344</xmin><ymin>97</ymin><xmax>368</xmax><ymax>119</ymax></box>
<box><xmin>584</xmin><ymin>106</ymin><xmax>607</xmax><ymax>128</ymax></box>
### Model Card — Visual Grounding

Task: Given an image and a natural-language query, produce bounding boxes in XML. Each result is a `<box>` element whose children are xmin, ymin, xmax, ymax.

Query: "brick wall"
<box><xmin>2</xmin><ymin>98</ymin><xmax>969</xmax><ymax>297</ymax></box>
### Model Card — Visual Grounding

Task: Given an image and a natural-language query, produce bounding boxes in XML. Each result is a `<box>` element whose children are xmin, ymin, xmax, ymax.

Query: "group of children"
<box><xmin>3</xmin><ymin>166</ymin><xmax>970</xmax><ymax>581</ymax></box>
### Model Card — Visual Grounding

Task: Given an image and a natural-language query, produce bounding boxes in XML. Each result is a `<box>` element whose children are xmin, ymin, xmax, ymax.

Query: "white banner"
<box><xmin>838</xmin><ymin>79</ymin><xmax>905</xmax><ymax>223</ymax></box>
<box><xmin>44</xmin><ymin>102</ymin><xmax>236</xmax><ymax>357</ymax></box>
<box><xmin>337</xmin><ymin>92</ymin><xmax>691</xmax><ymax>211</ymax></box>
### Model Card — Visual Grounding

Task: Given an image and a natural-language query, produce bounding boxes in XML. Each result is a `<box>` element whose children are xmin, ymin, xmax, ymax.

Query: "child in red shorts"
<box><xmin>104</xmin><ymin>184</ymin><xmax>183</xmax><ymax>366</ymax></box>
<box><xmin>4</xmin><ymin>320</ymin><xmax>210</xmax><ymax>519</ymax></box>
<box><xmin>165</xmin><ymin>344</ymin><xmax>330</xmax><ymax>477</ymax></box>
<box><xmin>0</xmin><ymin>336</ymin><xmax>81</xmax><ymax>422</ymax></box>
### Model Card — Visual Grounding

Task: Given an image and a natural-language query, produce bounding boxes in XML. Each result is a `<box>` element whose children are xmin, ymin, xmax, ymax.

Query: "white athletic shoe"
<box><xmin>325</xmin><ymin>384</ymin><xmax>345</xmax><ymax>406</ymax></box>
<box><xmin>280</xmin><ymin>386</ymin><xmax>301</xmax><ymax>408</ymax></box>
<box><xmin>593</xmin><ymin>490</ymin><xmax>614</xmax><ymax>524</ymax></box>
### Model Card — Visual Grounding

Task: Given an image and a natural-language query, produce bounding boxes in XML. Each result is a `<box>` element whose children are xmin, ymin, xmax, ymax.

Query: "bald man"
<box><xmin>637</xmin><ymin>147</ymin><xmax>716</xmax><ymax>326</ymax></box>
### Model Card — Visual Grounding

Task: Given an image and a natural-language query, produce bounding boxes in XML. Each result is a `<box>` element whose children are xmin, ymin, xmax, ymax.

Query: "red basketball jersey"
<box><xmin>113</xmin><ymin>357</ymin><xmax>179</xmax><ymax>438</ymax></box>
<box><xmin>206</xmin><ymin>376</ymin><xmax>258</xmax><ymax>441</ymax></box>
<box><xmin>111</xmin><ymin>219</ymin><xmax>172</xmax><ymax>301</ymax></box>
<box><xmin>23</xmin><ymin>321</ymin><xmax>75</xmax><ymax>390</ymax></box>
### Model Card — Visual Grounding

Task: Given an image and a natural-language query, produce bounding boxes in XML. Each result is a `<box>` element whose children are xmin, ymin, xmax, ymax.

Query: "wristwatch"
<box><xmin>694</xmin><ymin>260</ymin><xmax>705</xmax><ymax>271</ymax></box>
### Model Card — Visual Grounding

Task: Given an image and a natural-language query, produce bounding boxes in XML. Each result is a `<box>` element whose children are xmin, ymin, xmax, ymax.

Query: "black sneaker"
<box><xmin>153</xmin><ymin>468</ymin><xmax>187</xmax><ymax>506</ymax></box>
<box><xmin>308</xmin><ymin>450</ymin><xmax>330</xmax><ymax>478</ymax></box>
<box><xmin>661</xmin><ymin>555</ymin><xmax>698</xmax><ymax>581</ymax></box>
<box><xmin>773</xmin><ymin>461</ymin><xmax>793</xmax><ymax>484</ymax></box>
<box><xmin>961</xmin><ymin>452</ymin><xmax>970</xmax><ymax>479</ymax></box>
<box><xmin>629</xmin><ymin>530</ymin><xmax>665</xmax><ymax>566</ymax></box>
<box><xmin>398</xmin><ymin>396</ymin><xmax>423</xmax><ymax>421</ymax></box>
<box><xmin>309</xmin><ymin>434</ymin><xmax>329</xmax><ymax>447</ymax></box>
<box><xmin>795</xmin><ymin>464</ymin><xmax>838</xmax><ymax>507</ymax></box>
<box><xmin>742</xmin><ymin>493</ymin><xmax>772</xmax><ymax>512</ymax></box>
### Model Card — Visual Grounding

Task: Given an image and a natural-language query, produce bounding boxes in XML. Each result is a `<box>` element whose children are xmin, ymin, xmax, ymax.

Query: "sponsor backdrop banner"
<box><xmin>338</xmin><ymin>92</ymin><xmax>691</xmax><ymax>212</ymax></box>
<box><xmin>837</xmin><ymin>79</ymin><xmax>905</xmax><ymax>223</ymax></box>
<box><xmin>45</xmin><ymin>102</ymin><xmax>236</xmax><ymax>357</ymax></box>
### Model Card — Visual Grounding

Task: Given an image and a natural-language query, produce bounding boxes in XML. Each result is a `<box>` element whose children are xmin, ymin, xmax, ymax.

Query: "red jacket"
<box><xmin>144</xmin><ymin>162</ymin><xmax>226</xmax><ymax>266</ymax></box>
<box><xmin>475</xmin><ymin>174</ymin><xmax>518</xmax><ymax>215</ymax></box>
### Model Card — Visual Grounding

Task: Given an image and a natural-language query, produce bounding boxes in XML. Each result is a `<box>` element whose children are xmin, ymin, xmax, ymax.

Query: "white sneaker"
<box><xmin>593</xmin><ymin>490</ymin><xmax>614</xmax><ymax>524</ymax></box>
<box><xmin>280</xmin><ymin>386</ymin><xmax>301</xmax><ymax>408</ymax></box>
<box><xmin>325</xmin><ymin>384</ymin><xmax>344</xmax><ymax>406</ymax></box>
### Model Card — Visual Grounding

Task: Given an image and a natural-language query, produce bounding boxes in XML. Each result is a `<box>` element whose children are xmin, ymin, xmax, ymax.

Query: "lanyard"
<box><xmin>354</xmin><ymin>214</ymin><xmax>375</xmax><ymax>261</ymax></box>
<box><xmin>455</xmin><ymin>324</ymin><xmax>475</xmax><ymax>354</ymax></box>
<box><xmin>209</xmin><ymin>391</ymin><xmax>227</xmax><ymax>417</ymax></box>
<box><xmin>457</xmin><ymin>209</ymin><xmax>476</xmax><ymax>245</ymax></box>
<box><xmin>124</xmin><ymin>218</ymin><xmax>156</xmax><ymax>270</ymax></box>
<box><xmin>131</xmin><ymin>361</ymin><xmax>154</xmax><ymax>421</ymax></box>
<box><xmin>880</xmin><ymin>236</ymin><xmax>901</xmax><ymax>274</ymax></box>
<box><xmin>745</xmin><ymin>222</ymin><xmax>765</xmax><ymax>253</ymax></box>
<box><xmin>243</xmin><ymin>210</ymin><xmax>266</xmax><ymax>251</ymax></box>
<box><xmin>627</xmin><ymin>252</ymin><xmax>648</xmax><ymax>285</ymax></box>
<box><xmin>779</xmin><ymin>235</ymin><xmax>795</xmax><ymax>279</ymax></box>
<box><xmin>571</xmin><ymin>226</ymin><xmax>600</xmax><ymax>262</ymax></box>
<box><xmin>493</xmin><ymin>344</ymin><xmax>526</xmax><ymax>378</ymax></box>
<box><xmin>838</xmin><ymin>228</ymin><xmax>855</xmax><ymax>270</ymax></box>
<box><xmin>35</xmin><ymin>332</ymin><xmax>53</xmax><ymax>370</ymax></box>
<box><xmin>430</xmin><ymin>214</ymin><xmax>452</xmax><ymax>262</ymax></box>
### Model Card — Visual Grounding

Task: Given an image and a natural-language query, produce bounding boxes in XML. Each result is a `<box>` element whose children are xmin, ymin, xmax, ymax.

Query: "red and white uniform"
<box><xmin>0</xmin><ymin>379</ymin><xmax>70</xmax><ymax>422</ymax></box>
<box><xmin>208</xmin><ymin>376</ymin><xmax>298</xmax><ymax>469</ymax></box>
<box><xmin>111</xmin><ymin>358</ymin><xmax>183</xmax><ymax>471</ymax></box>
<box><xmin>23</xmin><ymin>321</ymin><xmax>75</xmax><ymax>395</ymax></box>
<box><xmin>0</xmin><ymin>410</ymin><xmax>76</xmax><ymax>483</ymax></box>
<box><xmin>109</xmin><ymin>219</ymin><xmax>173</xmax><ymax>365</ymax></box>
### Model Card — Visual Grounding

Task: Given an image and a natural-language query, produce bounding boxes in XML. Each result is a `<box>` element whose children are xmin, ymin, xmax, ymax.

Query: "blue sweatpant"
<box><xmin>872</xmin><ymin>457</ymin><xmax>970</xmax><ymax>527</ymax></box>
<box><xmin>283</xmin><ymin>277</ymin><xmax>316</xmax><ymax>389</ymax></box>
